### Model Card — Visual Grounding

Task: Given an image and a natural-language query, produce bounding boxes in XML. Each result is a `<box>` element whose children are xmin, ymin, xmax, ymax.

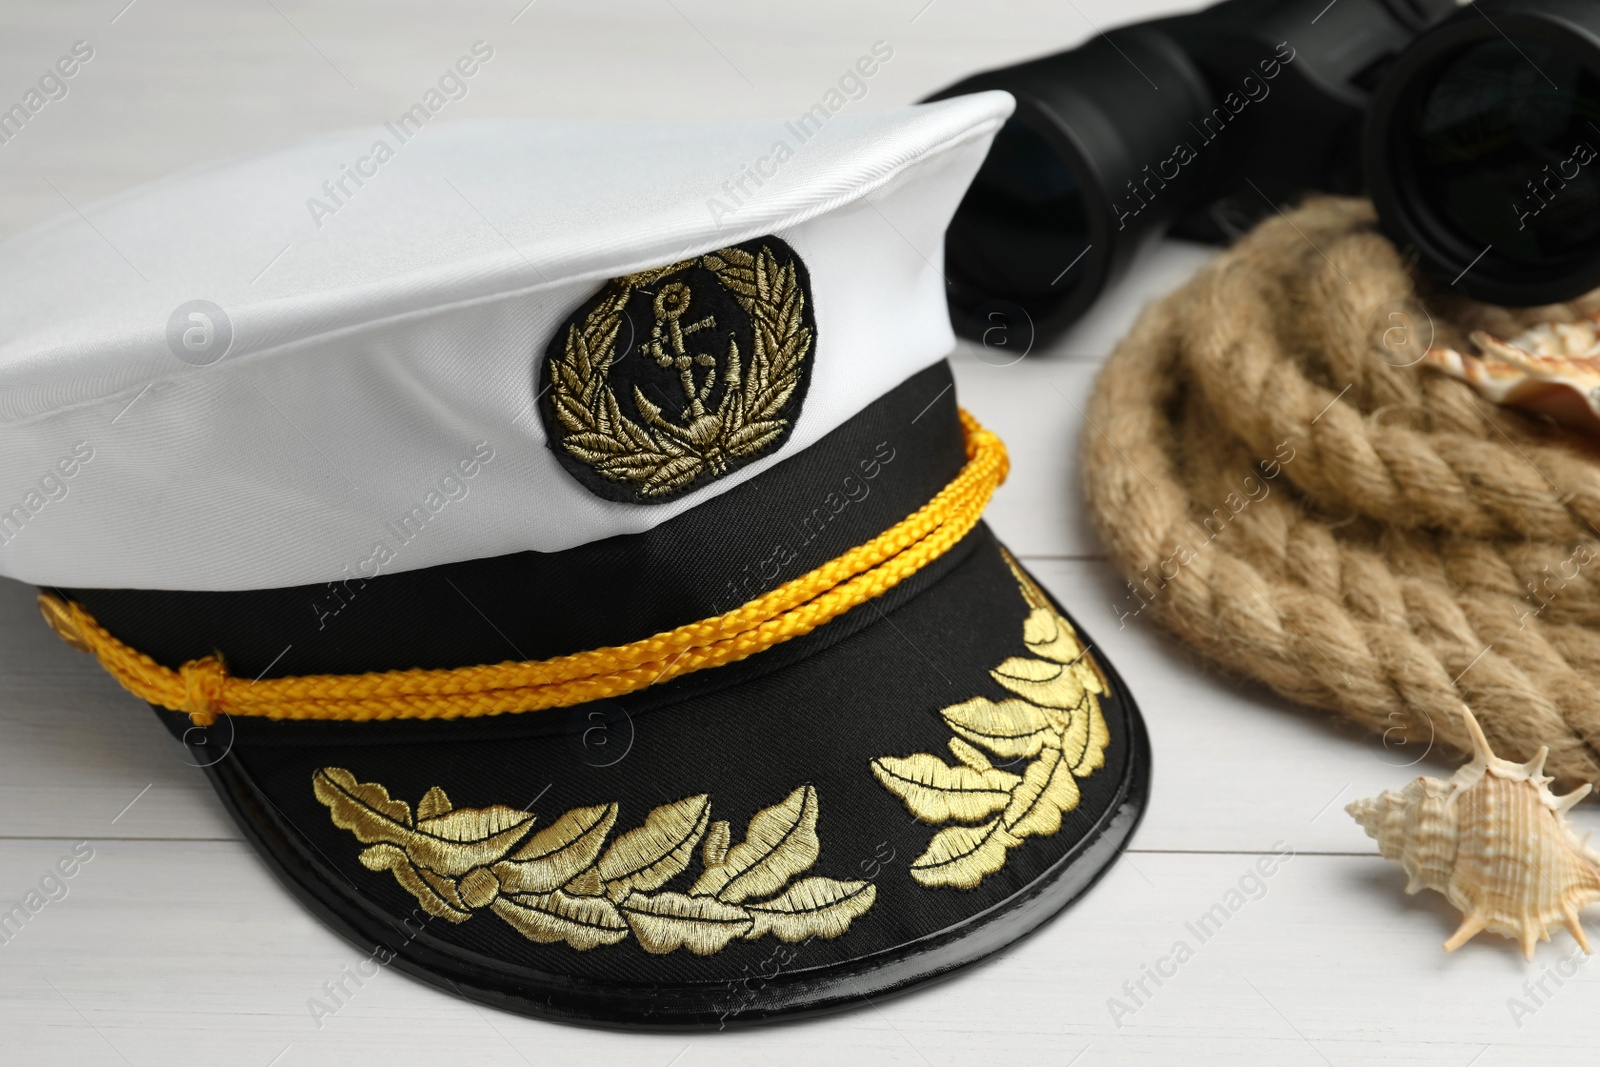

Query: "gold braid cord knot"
<box><xmin>550</xmin><ymin>245</ymin><xmax>810</xmax><ymax>498</ymax></box>
<box><xmin>1082</xmin><ymin>195</ymin><xmax>1600</xmax><ymax>789</ymax></box>
<box><xmin>313</xmin><ymin>770</ymin><xmax>875</xmax><ymax>954</ymax></box>
<box><xmin>37</xmin><ymin>411</ymin><xmax>1006</xmax><ymax>724</ymax></box>
<box><xmin>871</xmin><ymin>551</ymin><xmax>1111</xmax><ymax>889</ymax></box>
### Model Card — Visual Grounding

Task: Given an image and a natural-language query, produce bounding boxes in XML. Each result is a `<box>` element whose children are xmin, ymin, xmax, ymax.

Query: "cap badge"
<box><xmin>541</xmin><ymin>237</ymin><xmax>816</xmax><ymax>503</ymax></box>
<box><xmin>871</xmin><ymin>553</ymin><xmax>1113</xmax><ymax>890</ymax></box>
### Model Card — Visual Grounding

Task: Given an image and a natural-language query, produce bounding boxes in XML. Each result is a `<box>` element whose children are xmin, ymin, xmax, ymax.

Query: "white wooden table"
<box><xmin>4</xmin><ymin>2</ymin><xmax>1596</xmax><ymax>1064</ymax></box>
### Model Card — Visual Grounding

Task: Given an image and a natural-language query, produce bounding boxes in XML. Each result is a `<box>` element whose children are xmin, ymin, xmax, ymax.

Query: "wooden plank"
<box><xmin>0</xmin><ymin>0</ymin><xmax>1204</xmax><ymax>236</ymax></box>
<box><xmin>0</xmin><ymin>580</ymin><xmax>231</xmax><ymax>842</ymax></box>
<box><xmin>3</xmin><ymin>839</ymin><xmax>1593</xmax><ymax>1064</ymax></box>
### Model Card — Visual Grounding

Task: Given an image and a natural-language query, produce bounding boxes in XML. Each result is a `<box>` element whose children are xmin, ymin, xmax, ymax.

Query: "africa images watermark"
<box><xmin>0</xmin><ymin>441</ymin><xmax>96</xmax><ymax>549</ymax></box>
<box><xmin>710</xmin><ymin>439</ymin><xmax>896</xmax><ymax>614</ymax></box>
<box><xmin>0</xmin><ymin>40</ymin><xmax>95</xmax><ymax>147</ymax></box>
<box><xmin>0</xmin><ymin>842</ymin><xmax>96</xmax><ymax>948</ymax></box>
<box><xmin>311</xmin><ymin>440</ymin><xmax>496</xmax><ymax>630</ymax></box>
<box><xmin>715</xmin><ymin>838</ymin><xmax>897</xmax><ymax>1028</ymax></box>
<box><xmin>307</xmin><ymin>906</ymin><xmax>441</xmax><ymax>1029</ymax></box>
<box><xmin>1516</xmin><ymin>542</ymin><xmax>1597</xmax><ymax>630</ymax></box>
<box><xmin>305</xmin><ymin>40</ymin><xmax>496</xmax><ymax>229</ymax></box>
<box><xmin>706</xmin><ymin>40</ymin><xmax>895</xmax><ymax>228</ymax></box>
<box><xmin>1110</xmin><ymin>40</ymin><xmax>1297</xmax><ymax>231</ymax></box>
<box><xmin>1513</xmin><ymin>135</ymin><xmax>1596</xmax><ymax>233</ymax></box>
<box><xmin>1112</xmin><ymin>437</ymin><xmax>1297</xmax><ymax>628</ymax></box>
<box><xmin>1106</xmin><ymin>842</ymin><xmax>1295</xmax><ymax>1027</ymax></box>
<box><xmin>1506</xmin><ymin>931</ymin><xmax>1596</xmax><ymax>1029</ymax></box>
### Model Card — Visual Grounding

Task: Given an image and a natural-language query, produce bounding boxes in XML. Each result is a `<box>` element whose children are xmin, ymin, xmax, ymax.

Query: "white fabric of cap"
<box><xmin>0</xmin><ymin>90</ymin><xmax>1013</xmax><ymax>592</ymax></box>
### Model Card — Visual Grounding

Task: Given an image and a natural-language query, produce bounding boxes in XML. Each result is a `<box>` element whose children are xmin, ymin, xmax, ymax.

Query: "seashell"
<box><xmin>1347</xmin><ymin>705</ymin><xmax>1600</xmax><ymax>959</ymax></box>
<box><xmin>1424</xmin><ymin>311</ymin><xmax>1600</xmax><ymax>438</ymax></box>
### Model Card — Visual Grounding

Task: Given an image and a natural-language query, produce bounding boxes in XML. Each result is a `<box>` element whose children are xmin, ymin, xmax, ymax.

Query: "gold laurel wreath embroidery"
<box><xmin>313</xmin><ymin>770</ymin><xmax>875</xmax><ymax>954</ymax></box>
<box><xmin>550</xmin><ymin>244</ymin><xmax>812</xmax><ymax>498</ymax></box>
<box><xmin>870</xmin><ymin>551</ymin><xmax>1112</xmax><ymax>889</ymax></box>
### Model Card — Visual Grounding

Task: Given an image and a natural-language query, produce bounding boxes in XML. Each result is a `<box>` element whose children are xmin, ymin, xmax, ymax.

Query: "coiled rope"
<box><xmin>1083</xmin><ymin>196</ymin><xmax>1600</xmax><ymax>789</ymax></box>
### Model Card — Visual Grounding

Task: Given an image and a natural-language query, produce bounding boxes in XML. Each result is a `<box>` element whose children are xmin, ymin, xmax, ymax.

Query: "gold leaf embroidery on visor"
<box><xmin>313</xmin><ymin>771</ymin><xmax>874</xmax><ymax>954</ymax></box>
<box><xmin>871</xmin><ymin>551</ymin><xmax>1112</xmax><ymax>890</ymax></box>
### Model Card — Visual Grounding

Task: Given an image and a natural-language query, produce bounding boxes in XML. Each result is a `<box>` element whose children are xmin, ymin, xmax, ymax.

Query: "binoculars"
<box><xmin>935</xmin><ymin>0</ymin><xmax>1600</xmax><ymax>342</ymax></box>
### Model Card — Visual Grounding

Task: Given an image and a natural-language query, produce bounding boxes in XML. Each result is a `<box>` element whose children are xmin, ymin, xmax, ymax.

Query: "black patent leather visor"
<box><xmin>52</xmin><ymin>363</ymin><xmax>1150</xmax><ymax>1028</ymax></box>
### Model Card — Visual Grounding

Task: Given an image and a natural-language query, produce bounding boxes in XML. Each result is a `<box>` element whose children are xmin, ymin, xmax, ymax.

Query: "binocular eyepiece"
<box><xmin>935</xmin><ymin>0</ymin><xmax>1600</xmax><ymax>343</ymax></box>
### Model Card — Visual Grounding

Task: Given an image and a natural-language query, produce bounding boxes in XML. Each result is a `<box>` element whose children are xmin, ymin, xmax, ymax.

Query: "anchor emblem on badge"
<box><xmin>541</xmin><ymin>237</ymin><xmax>816</xmax><ymax>503</ymax></box>
<box><xmin>639</xmin><ymin>279</ymin><xmax>736</xmax><ymax>447</ymax></box>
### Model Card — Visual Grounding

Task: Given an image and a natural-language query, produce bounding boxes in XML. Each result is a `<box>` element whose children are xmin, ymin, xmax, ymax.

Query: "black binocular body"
<box><xmin>935</xmin><ymin>0</ymin><xmax>1600</xmax><ymax>342</ymax></box>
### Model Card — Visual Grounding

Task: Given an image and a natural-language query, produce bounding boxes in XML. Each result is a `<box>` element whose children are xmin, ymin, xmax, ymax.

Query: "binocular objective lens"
<box><xmin>1407</xmin><ymin>37</ymin><xmax>1600</xmax><ymax>268</ymax></box>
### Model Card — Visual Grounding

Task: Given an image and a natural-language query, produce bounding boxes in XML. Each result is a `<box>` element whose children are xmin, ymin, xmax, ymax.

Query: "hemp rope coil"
<box><xmin>41</xmin><ymin>409</ymin><xmax>1007</xmax><ymax>726</ymax></box>
<box><xmin>1083</xmin><ymin>196</ymin><xmax>1600</xmax><ymax>790</ymax></box>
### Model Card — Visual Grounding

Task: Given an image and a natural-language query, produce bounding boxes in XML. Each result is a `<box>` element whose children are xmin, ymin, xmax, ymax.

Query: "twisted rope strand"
<box><xmin>41</xmin><ymin>409</ymin><xmax>1007</xmax><ymax>725</ymax></box>
<box><xmin>1082</xmin><ymin>197</ymin><xmax>1600</xmax><ymax>788</ymax></box>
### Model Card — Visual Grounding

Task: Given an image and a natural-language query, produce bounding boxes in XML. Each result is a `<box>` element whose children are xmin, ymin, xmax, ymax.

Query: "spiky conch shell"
<box><xmin>1347</xmin><ymin>706</ymin><xmax>1600</xmax><ymax>959</ymax></box>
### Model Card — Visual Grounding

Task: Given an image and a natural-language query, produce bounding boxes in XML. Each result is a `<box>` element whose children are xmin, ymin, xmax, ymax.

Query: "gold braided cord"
<box><xmin>41</xmin><ymin>409</ymin><xmax>1007</xmax><ymax>725</ymax></box>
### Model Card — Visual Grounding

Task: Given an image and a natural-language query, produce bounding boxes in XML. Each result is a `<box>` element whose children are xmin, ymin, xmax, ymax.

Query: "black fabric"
<box><xmin>202</xmin><ymin>535</ymin><xmax>1147</xmax><ymax>1024</ymax></box>
<box><xmin>536</xmin><ymin>235</ymin><xmax>816</xmax><ymax>504</ymax></box>
<box><xmin>148</xmin><ymin>516</ymin><xmax>988</xmax><ymax>750</ymax></box>
<box><xmin>59</xmin><ymin>360</ymin><xmax>958</xmax><ymax>687</ymax></box>
<box><xmin>49</xmin><ymin>356</ymin><xmax>1153</xmax><ymax>1025</ymax></box>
